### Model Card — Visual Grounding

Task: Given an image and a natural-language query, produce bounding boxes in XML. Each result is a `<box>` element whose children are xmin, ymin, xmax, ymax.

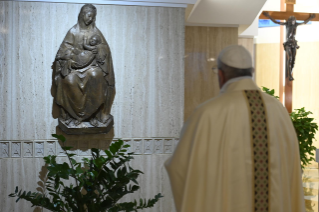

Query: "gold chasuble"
<box><xmin>165</xmin><ymin>78</ymin><xmax>305</xmax><ymax>212</ymax></box>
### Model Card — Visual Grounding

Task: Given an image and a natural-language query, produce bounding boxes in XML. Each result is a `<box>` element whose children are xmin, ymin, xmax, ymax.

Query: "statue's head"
<box><xmin>288</xmin><ymin>16</ymin><xmax>296</xmax><ymax>25</ymax></box>
<box><xmin>89</xmin><ymin>34</ymin><xmax>102</xmax><ymax>46</ymax></box>
<box><xmin>78</xmin><ymin>4</ymin><xmax>97</xmax><ymax>26</ymax></box>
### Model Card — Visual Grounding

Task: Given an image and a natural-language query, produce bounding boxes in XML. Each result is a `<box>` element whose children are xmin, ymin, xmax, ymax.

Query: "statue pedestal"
<box><xmin>55</xmin><ymin>125</ymin><xmax>114</xmax><ymax>151</ymax></box>
<box><xmin>56</xmin><ymin>116</ymin><xmax>114</xmax><ymax>150</ymax></box>
<box><xmin>58</xmin><ymin>115</ymin><xmax>113</xmax><ymax>135</ymax></box>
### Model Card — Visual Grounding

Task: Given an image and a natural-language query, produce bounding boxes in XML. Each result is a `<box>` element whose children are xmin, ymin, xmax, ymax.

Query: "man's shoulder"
<box><xmin>195</xmin><ymin>91</ymin><xmax>246</xmax><ymax>114</ymax></box>
<box><xmin>260</xmin><ymin>92</ymin><xmax>288</xmax><ymax>115</ymax></box>
<box><xmin>196</xmin><ymin>89</ymin><xmax>284</xmax><ymax>114</ymax></box>
<box><xmin>260</xmin><ymin>92</ymin><xmax>285</xmax><ymax>108</ymax></box>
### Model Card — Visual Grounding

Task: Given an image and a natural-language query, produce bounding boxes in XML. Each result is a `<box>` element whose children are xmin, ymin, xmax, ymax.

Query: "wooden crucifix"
<box><xmin>259</xmin><ymin>0</ymin><xmax>317</xmax><ymax>113</ymax></box>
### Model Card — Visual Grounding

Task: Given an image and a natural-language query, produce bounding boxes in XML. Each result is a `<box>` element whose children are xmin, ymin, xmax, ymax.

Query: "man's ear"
<box><xmin>218</xmin><ymin>69</ymin><xmax>226</xmax><ymax>88</ymax></box>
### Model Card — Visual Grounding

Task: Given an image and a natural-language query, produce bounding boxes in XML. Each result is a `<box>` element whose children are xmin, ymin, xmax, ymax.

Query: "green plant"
<box><xmin>290</xmin><ymin>108</ymin><xmax>318</xmax><ymax>169</ymax></box>
<box><xmin>262</xmin><ymin>87</ymin><xmax>318</xmax><ymax>169</ymax></box>
<box><xmin>262</xmin><ymin>86</ymin><xmax>279</xmax><ymax>99</ymax></box>
<box><xmin>9</xmin><ymin>134</ymin><xmax>163</xmax><ymax>212</ymax></box>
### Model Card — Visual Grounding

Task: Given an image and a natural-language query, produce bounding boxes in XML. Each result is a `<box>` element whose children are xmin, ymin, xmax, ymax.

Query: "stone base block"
<box><xmin>58</xmin><ymin>115</ymin><xmax>114</xmax><ymax>135</ymax></box>
<box><xmin>55</xmin><ymin>126</ymin><xmax>114</xmax><ymax>152</ymax></box>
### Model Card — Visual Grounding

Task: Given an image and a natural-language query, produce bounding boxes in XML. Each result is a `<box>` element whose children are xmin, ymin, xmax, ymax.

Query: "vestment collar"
<box><xmin>219</xmin><ymin>77</ymin><xmax>260</xmax><ymax>94</ymax></box>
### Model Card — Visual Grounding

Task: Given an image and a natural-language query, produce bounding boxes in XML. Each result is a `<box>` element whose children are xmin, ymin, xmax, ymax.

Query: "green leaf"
<box><xmin>105</xmin><ymin>150</ymin><xmax>112</xmax><ymax>158</ymax></box>
<box><xmin>52</xmin><ymin>134</ymin><xmax>66</xmax><ymax>142</ymax></box>
<box><xmin>262</xmin><ymin>86</ymin><xmax>279</xmax><ymax>99</ymax></box>
<box><xmin>71</xmin><ymin>158</ymin><xmax>77</xmax><ymax>165</ymax></box>
<box><xmin>94</xmin><ymin>157</ymin><xmax>106</xmax><ymax>168</ymax></box>
<box><xmin>109</xmin><ymin>145</ymin><xmax>116</xmax><ymax>154</ymax></box>
<box><xmin>76</xmin><ymin>166</ymin><xmax>84</xmax><ymax>174</ymax></box>
<box><xmin>91</xmin><ymin>148</ymin><xmax>99</xmax><ymax>154</ymax></box>
<box><xmin>62</xmin><ymin>146</ymin><xmax>72</xmax><ymax>151</ymax></box>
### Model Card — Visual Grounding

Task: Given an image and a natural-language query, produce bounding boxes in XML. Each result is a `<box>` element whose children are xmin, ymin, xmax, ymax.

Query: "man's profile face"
<box><xmin>83</xmin><ymin>10</ymin><xmax>95</xmax><ymax>26</ymax></box>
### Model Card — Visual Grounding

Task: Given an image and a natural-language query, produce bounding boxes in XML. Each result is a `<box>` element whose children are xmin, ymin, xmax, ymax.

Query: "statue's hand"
<box><xmin>91</xmin><ymin>46</ymin><xmax>98</xmax><ymax>54</ymax></box>
<box><xmin>84</xmin><ymin>45</ymin><xmax>95</xmax><ymax>51</ymax></box>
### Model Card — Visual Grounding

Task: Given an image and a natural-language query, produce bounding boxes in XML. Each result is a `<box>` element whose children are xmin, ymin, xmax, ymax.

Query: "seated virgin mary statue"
<box><xmin>54</xmin><ymin>4</ymin><xmax>115</xmax><ymax>134</ymax></box>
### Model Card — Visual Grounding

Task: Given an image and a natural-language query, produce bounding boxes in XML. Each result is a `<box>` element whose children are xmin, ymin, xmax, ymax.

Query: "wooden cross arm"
<box><xmin>259</xmin><ymin>11</ymin><xmax>319</xmax><ymax>21</ymax></box>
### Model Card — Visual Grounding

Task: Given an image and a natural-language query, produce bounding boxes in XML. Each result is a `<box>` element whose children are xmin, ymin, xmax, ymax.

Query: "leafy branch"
<box><xmin>9</xmin><ymin>135</ymin><xmax>163</xmax><ymax>212</ymax></box>
<box><xmin>262</xmin><ymin>86</ymin><xmax>318</xmax><ymax>169</ymax></box>
<box><xmin>290</xmin><ymin>108</ymin><xmax>318</xmax><ymax>169</ymax></box>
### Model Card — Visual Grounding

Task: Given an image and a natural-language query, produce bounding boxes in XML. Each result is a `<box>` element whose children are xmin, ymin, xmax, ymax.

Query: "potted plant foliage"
<box><xmin>262</xmin><ymin>87</ymin><xmax>318</xmax><ymax>169</ymax></box>
<box><xmin>9</xmin><ymin>134</ymin><xmax>163</xmax><ymax>212</ymax></box>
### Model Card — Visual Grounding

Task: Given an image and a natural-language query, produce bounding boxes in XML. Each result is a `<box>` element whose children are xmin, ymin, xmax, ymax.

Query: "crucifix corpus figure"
<box><xmin>263</xmin><ymin>12</ymin><xmax>315</xmax><ymax>81</ymax></box>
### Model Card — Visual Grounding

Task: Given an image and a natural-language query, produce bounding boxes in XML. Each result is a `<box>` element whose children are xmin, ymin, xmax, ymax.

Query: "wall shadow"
<box><xmin>33</xmin><ymin>164</ymin><xmax>48</xmax><ymax>212</ymax></box>
<box><xmin>51</xmin><ymin>62</ymin><xmax>60</xmax><ymax>119</ymax></box>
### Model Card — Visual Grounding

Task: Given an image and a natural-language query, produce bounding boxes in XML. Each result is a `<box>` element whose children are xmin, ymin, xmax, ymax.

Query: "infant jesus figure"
<box><xmin>58</xmin><ymin>34</ymin><xmax>105</xmax><ymax>77</ymax></box>
<box><xmin>70</xmin><ymin>34</ymin><xmax>103</xmax><ymax>70</ymax></box>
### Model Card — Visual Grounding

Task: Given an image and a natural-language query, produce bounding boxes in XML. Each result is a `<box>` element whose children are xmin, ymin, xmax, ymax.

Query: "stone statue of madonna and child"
<box><xmin>53</xmin><ymin>4</ymin><xmax>115</xmax><ymax>134</ymax></box>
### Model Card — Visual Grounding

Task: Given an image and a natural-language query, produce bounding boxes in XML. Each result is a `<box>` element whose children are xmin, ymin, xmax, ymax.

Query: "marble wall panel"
<box><xmin>9</xmin><ymin>3</ymin><xmax>58</xmax><ymax>140</ymax></box>
<box><xmin>0</xmin><ymin>1</ymin><xmax>184</xmax><ymax>140</ymax></box>
<box><xmin>100</xmin><ymin>5</ymin><xmax>185</xmax><ymax>138</ymax></box>
<box><xmin>184</xmin><ymin>26</ymin><xmax>238</xmax><ymax>121</ymax></box>
<box><xmin>238</xmin><ymin>37</ymin><xmax>255</xmax><ymax>66</ymax></box>
<box><xmin>0</xmin><ymin>157</ymin><xmax>69</xmax><ymax>212</ymax></box>
<box><xmin>0</xmin><ymin>1</ymin><xmax>13</xmax><ymax>139</ymax></box>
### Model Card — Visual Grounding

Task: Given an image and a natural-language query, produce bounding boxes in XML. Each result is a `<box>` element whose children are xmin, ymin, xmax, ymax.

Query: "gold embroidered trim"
<box><xmin>244</xmin><ymin>90</ymin><xmax>270</xmax><ymax>212</ymax></box>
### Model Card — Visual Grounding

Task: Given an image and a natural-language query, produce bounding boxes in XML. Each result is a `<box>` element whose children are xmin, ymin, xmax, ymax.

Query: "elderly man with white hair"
<box><xmin>165</xmin><ymin>45</ymin><xmax>305</xmax><ymax>212</ymax></box>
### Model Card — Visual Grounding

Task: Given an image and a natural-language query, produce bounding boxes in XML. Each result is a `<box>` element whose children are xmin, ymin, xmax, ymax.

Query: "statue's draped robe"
<box><xmin>55</xmin><ymin>23</ymin><xmax>115</xmax><ymax>123</ymax></box>
<box><xmin>165</xmin><ymin>78</ymin><xmax>305</xmax><ymax>212</ymax></box>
